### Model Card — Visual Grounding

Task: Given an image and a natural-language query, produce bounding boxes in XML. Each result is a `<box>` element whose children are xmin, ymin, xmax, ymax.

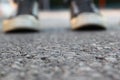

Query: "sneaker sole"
<box><xmin>3</xmin><ymin>15</ymin><xmax>40</xmax><ymax>32</ymax></box>
<box><xmin>71</xmin><ymin>13</ymin><xmax>106</xmax><ymax>30</ymax></box>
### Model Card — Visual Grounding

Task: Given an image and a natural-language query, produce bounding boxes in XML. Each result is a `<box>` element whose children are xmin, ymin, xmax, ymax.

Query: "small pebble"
<box><xmin>105</xmin><ymin>57</ymin><xmax>117</xmax><ymax>63</ymax></box>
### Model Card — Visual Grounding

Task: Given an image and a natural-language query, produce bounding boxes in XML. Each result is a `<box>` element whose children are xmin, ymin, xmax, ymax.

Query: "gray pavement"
<box><xmin>0</xmin><ymin>10</ymin><xmax>120</xmax><ymax>80</ymax></box>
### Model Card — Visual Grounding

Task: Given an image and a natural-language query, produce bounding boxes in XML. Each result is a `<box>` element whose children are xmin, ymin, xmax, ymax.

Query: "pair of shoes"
<box><xmin>3</xmin><ymin>0</ymin><xmax>106</xmax><ymax>32</ymax></box>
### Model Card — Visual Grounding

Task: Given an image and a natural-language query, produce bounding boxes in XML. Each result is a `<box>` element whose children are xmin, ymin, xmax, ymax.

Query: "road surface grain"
<box><xmin>0</xmin><ymin>10</ymin><xmax>120</xmax><ymax>80</ymax></box>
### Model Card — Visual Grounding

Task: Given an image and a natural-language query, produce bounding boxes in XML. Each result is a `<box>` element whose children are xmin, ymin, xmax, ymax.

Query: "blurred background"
<box><xmin>39</xmin><ymin>0</ymin><xmax>120</xmax><ymax>10</ymax></box>
<box><xmin>0</xmin><ymin>0</ymin><xmax>120</xmax><ymax>29</ymax></box>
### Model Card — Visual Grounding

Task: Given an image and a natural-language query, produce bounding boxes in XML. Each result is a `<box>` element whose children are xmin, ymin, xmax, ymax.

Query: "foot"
<box><xmin>70</xmin><ymin>0</ymin><xmax>106</xmax><ymax>30</ymax></box>
<box><xmin>3</xmin><ymin>15</ymin><xmax>40</xmax><ymax>32</ymax></box>
<box><xmin>3</xmin><ymin>0</ymin><xmax>40</xmax><ymax>32</ymax></box>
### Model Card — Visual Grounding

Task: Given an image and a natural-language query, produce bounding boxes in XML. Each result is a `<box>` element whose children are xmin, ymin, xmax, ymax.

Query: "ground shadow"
<box><xmin>72</xmin><ymin>25</ymin><xmax>106</xmax><ymax>32</ymax></box>
<box><xmin>5</xmin><ymin>28</ymin><xmax>40</xmax><ymax>34</ymax></box>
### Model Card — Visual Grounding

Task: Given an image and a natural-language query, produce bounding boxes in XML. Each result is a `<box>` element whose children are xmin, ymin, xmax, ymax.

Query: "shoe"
<box><xmin>70</xmin><ymin>0</ymin><xmax>106</xmax><ymax>30</ymax></box>
<box><xmin>3</xmin><ymin>0</ymin><xmax>40</xmax><ymax>32</ymax></box>
<box><xmin>3</xmin><ymin>15</ymin><xmax>40</xmax><ymax>32</ymax></box>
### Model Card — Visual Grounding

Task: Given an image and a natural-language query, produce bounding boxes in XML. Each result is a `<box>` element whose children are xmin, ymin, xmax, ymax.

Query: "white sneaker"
<box><xmin>2</xmin><ymin>0</ymin><xmax>40</xmax><ymax>32</ymax></box>
<box><xmin>70</xmin><ymin>0</ymin><xmax>106</xmax><ymax>30</ymax></box>
<box><xmin>3</xmin><ymin>15</ymin><xmax>40</xmax><ymax>32</ymax></box>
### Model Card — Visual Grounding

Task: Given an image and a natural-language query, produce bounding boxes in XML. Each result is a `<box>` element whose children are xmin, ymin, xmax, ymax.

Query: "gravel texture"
<box><xmin>0</xmin><ymin>10</ymin><xmax>120</xmax><ymax>80</ymax></box>
<box><xmin>0</xmin><ymin>27</ymin><xmax>120</xmax><ymax>80</ymax></box>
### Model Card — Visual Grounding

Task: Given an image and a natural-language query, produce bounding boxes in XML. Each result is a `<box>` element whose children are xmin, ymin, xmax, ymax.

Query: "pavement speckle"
<box><xmin>0</xmin><ymin>28</ymin><xmax>120</xmax><ymax>80</ymax></box>
<box><xmin>0</xmin><ymin>10</ymin><xmax>120</xmax><ymax>80</ymax></box>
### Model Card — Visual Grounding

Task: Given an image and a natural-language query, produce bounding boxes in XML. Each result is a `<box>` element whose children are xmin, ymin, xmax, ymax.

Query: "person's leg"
<box><xmin>37</xmin><ymin>0</ymin><xmax>43</xmax><ymax>9</ymax></box>
<box><xmin>70</xmin><ymin>0</ymin><xmax>94</xmax><ymax>18</ymax></box>
<box><xmin>69</xmin><ymin>0</ymin><xmax>106</xmax><ymax>30</ymax></box>
<box><xmin>15</xmin><ymin>0</ymin><xmax>35</xmax><ymax>15</ymax></box>
<box><xmin>3</xmin><ymin>0</ymin><xmax>40</xmax><ymax>32</ymax></box>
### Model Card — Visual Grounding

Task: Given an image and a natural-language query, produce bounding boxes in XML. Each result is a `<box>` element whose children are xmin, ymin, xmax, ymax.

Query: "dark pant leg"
<box><xmin>36</xmin><ymin>0</ymin><xmax>43</xmax><ymax>9</ymax></box>
<box><xmin>14</xmin><ymin>0</ymin><xmax>41</xmax><ymax>15</ymax></box>
<box><xmin>68</xmin><ymin>0</ymin><xmax>94</xmax><ymax>18</ymax></box>
<box><xmin>75</xmin><ymin>0</ymin><xmax>94</xmax><ymax>12</ymax></box>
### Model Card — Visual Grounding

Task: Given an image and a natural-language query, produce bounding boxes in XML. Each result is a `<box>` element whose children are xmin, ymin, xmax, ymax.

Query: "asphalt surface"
<box><xmin>0</xmin><ymin>10</ymin><xmax>120</xmax><ymax>80</ymax></box>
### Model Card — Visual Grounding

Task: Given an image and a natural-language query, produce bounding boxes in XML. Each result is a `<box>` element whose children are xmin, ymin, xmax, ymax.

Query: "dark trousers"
<box><xmin>14</xmin><ymin>0</ymin><xmax>43</xmax><ymax>15</ymax></box>
<box><xmin>14</xmin><ymin>0</ymin><xmax>93</xmax><ymax>16</ymax></box>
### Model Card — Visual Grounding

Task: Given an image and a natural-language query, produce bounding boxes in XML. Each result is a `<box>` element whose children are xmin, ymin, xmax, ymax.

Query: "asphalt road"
<box><xmin>0</xmin><ymin>10</ymin><xmax>120</xmax><ymax>80</ymax></box>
